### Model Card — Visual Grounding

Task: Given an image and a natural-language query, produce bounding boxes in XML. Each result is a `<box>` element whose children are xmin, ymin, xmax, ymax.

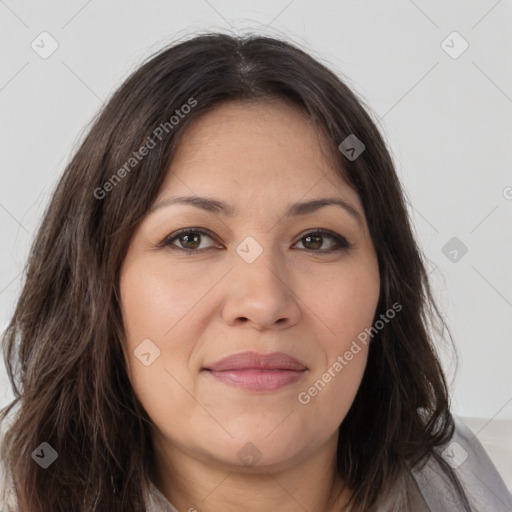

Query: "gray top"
<box><xmin>145</xmin><ymin>415</ymin><xmax>512</xmax><ymax>511</ymax></box>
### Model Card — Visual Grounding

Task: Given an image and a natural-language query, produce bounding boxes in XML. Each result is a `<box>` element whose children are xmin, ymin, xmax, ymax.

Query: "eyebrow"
<box><xmin>149</xmin><ymin>195</ymin><xmax>364</xmax><ymax>227</ymax></box>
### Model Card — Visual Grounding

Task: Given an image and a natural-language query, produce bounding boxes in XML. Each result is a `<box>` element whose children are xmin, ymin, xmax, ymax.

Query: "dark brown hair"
<box><xmin>1</xmin><ymin>32</ymin><xmax>473</xmax><ymax>511</ymax></box>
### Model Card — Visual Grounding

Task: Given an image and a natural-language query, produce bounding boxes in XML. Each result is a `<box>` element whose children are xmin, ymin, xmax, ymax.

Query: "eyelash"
<box><xmin>158</xmin><ymin>228</ymin><xmax>351</xmax><ymax>255</ymax></box>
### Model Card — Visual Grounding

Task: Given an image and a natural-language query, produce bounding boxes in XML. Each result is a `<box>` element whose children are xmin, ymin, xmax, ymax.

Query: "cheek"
<box><xmin>119</xmin><ymin>259</ymin><xmax>200</xmax><ymax>410</ymax></box>
<box><xmin>119</xmin><ymin>257</ymin><xmax>207</xmax><ymax>349</ymax></box>
<box><xmin>308</xmin><ymin>260</ymin><xmax>380</xmax><ymax>346</ymax></box>
<box><xmin>291</xmin><ymin>260</ymin><xmax>378</xmax><ymax>426</ymax></box>
<box><xmin>302</xmin><ymin>347</ymin><xmax>368</xmax><ymax>424</ymax></box>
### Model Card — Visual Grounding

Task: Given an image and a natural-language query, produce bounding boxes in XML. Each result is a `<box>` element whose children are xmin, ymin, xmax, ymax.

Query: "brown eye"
<box><xmin>160</xmin><ymin>229</ymin><xmax>218</xmax><ymax>254</ymax></box>
<box><xmin>295</xmin><ymin>230</ymin><xmax>350</xmax><ymax>253</ymax></box>
<box><xmin>301</xmin><ymin>234</ymin><xmax>324</xmax><ymax>250</ymax></box>
<box><xmin>160</xmin><ymin>228</ymin><xmax>351</xmax><ymax>255</ymax></box>
<box><xmin>177</xmin><ymin>232</ymin><xmax>201</xmax><ymax>250</ymax></box>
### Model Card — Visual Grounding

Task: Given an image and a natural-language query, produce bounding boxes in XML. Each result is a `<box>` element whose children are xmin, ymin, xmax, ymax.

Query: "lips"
<box><xmin>203</xmin><ymin>351</ymin><xmax>307</xmax><ymax>392</ymax></box>
<box><xmin>204</xmin><ymin>351</ymin><xmax>307</xmax><ymax>371</ymax></box>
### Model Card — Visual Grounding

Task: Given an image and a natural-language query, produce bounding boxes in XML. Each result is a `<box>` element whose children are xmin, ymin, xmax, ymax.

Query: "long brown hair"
<box><xmin>1</xmin><ymin>32</ymin><xmax>473</xmax><ymax>511</ymax></box>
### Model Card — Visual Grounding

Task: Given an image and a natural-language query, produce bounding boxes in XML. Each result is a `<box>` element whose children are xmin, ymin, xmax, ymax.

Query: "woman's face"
<box><xmin>119</xmin><ymin>100</ymin><xmax>380</xmax><ymax>472</ymax></box>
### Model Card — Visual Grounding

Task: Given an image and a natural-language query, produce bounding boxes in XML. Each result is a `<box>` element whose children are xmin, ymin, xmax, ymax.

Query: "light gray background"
<box><xmin>1</xmin><ymin>1</ymin><xmax>511</xmax><ymax>426</ymax></box>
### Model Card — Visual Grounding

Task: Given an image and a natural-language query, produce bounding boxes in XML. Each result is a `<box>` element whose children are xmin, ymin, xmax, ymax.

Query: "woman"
<box><xmin>1</xmin><ymin>32</ymin><xmax>511</xmax><ymax>512</ymax></box>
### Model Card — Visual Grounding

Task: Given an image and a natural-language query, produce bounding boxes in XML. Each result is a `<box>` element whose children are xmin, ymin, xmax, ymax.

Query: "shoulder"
<box><xmin>0</xmin><ymin>452</ymin><xmax>18</xmax><ymax>511</ymax></box>
<box><xmin>410</xmin><ymin>413</ymin><xmax>512</xmax><ymax>511</ymax></box>
<box><xmin>0</xmin><ymin>414</ymin><xmax>18</xmax><ymax>511</ymax></box>
<box><xmin>146</xmin><ymin>480</ymin><xmax>180</xmax><ymax>512</ymax></box>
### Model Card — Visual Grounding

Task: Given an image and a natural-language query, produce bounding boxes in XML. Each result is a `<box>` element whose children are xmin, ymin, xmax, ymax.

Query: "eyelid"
<box><xmin>157</xmin><ymin>227</ymin><xmax>220</xmax><ymax>250</ymax></box>
<box><xmin>159</xmin><ymin>227</ymin><xmax>351</xmax><ymax>253</ymax></box>
<box><xmin>295</xmin><ymin>228</ymin><xmax>351</xmax><ymax>251</ymax></box>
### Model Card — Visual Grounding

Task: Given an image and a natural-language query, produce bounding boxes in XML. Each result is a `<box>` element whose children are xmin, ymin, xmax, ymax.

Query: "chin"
<box><xmin>197</xmin><ymin>428</ymin><xmax>312</xmax><ymax>469</ymax></box>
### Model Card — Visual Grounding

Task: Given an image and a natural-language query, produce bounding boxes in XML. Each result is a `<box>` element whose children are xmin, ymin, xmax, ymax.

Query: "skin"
<box><xmin>119</xmin><ymin>99</ymin><xmax>380</xmax><ymax>512</ymax></box>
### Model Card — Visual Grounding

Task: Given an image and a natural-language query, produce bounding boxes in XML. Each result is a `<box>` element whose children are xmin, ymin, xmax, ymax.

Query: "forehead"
<box><xmin>171</xmin><ymin>99</ymin><xmax>328</xmax><ymax>164</ymax></box>
<box><xmin>157</xmin><ymin>99</ymin><xmax>362</xmax><ymax>212</ymax></box>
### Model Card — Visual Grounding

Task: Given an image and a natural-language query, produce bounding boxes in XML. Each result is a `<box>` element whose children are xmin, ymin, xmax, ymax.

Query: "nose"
<box><xmin>221</xmin><ymin>247</ymin><xmax>302</xmax><ymax>331</ymax></box>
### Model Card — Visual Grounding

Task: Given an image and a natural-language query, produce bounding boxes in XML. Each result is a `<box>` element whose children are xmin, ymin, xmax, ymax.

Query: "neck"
<box><xmin>151</xmin><ymin>431</ymin><xmax>352</xmax><ymax>512</ymax></box>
